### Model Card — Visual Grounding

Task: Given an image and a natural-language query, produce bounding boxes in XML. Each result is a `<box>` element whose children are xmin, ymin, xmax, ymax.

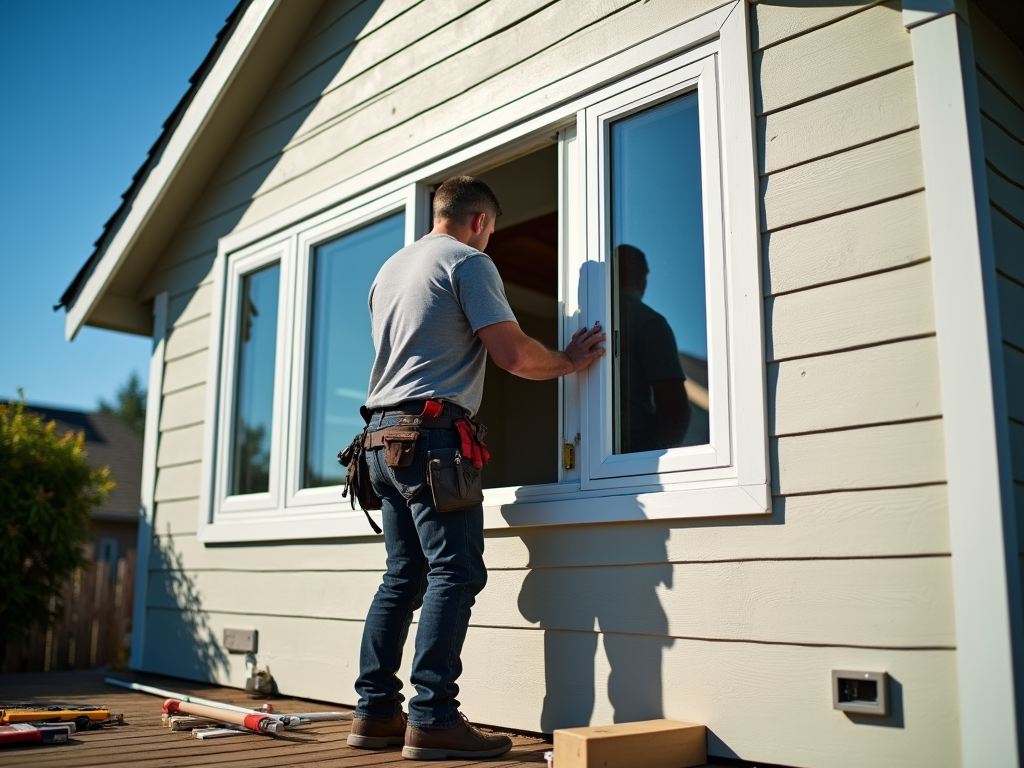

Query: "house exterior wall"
<box><xmin>969</xmin><ymin>2</ymin><xmax>1024</xmax><ymax>613</ymax></box>
<box><xmin>134</xmin><ymin>1</ymin><xmax>959</xmax><ymax>765</ymax></box>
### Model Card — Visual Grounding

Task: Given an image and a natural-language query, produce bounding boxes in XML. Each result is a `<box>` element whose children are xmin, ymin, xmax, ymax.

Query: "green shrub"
<box><xmin>0</xmin><ymin>397</ymin><xmax>113</xmax><ymax>657</ymax></box>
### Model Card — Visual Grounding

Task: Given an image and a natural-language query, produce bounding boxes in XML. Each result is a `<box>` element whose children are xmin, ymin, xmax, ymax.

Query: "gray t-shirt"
<box><xmin>365</xmin><ymin>234</ymin><xmax>517</xmax><ymax>417</ymax></box>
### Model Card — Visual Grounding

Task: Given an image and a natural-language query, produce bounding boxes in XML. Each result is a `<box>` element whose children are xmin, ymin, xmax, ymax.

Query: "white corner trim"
<box><xmin>910</xmin><ymin>12</ymin><xmax>1021</xmax><ymax>766</ymax></box>
<box><xmin>129</xmin><ymin>291</ymin><xmax>167</xmax><ymax>671</ymax></box>
<box><xmin>64</xmin><ymin>0</ymin><xmax>278</xmax><ymax>342</ymax></box>
<box><xmin>903</xmin><ymin>0</ymin><xmax>969</xmax><ymax>29</ymax></box>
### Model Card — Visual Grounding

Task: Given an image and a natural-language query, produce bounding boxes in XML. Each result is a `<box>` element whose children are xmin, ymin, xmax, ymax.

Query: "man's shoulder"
<box><xmin>385</xmin><ymin>235</ymin><xmax>483</xmax><ymax>272</ymax></box>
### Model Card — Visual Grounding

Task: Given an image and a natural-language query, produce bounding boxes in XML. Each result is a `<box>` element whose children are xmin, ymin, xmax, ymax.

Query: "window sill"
<box><xmin>198</xmin><ymin>481</ymin><xmax>770</xmax><ymax>544</ymax></box>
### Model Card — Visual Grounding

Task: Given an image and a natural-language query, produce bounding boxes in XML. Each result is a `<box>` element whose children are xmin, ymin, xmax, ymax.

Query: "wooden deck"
<box><xmin>0</xmin><ymin>670</ymin><xmax>552</xmax><ymax>767</ymax></box>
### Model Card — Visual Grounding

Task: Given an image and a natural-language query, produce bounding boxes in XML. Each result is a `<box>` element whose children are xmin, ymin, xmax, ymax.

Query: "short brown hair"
<box><xmin>432</xmin><ymin>176</ymin><xmax>502</xmax><ymax>224</ymax></box>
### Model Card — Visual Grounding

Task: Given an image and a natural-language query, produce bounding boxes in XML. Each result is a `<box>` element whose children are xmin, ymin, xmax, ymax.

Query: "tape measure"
<box><xmin>0</xmin><ymin>705</ymin><xmax>120</xmax><ymax>730</ymax></box>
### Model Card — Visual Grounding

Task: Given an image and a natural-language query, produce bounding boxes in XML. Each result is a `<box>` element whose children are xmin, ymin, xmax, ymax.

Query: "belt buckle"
<box><xmin>397</xmin><ymin>416</ymin><xmax>422</xmax><ymax>426</ymax></box>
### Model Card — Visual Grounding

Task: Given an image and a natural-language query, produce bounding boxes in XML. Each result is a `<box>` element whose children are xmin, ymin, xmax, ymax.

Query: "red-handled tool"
<box><xmin>162</xmin><ymin>700</ymin><xmax>282</xmax><ymax>734</ymax></box>
<box><xmin>0</xmin><ymin>723</ymin><xmax>74</xmax><ymax>746</ymax></box>
<box><xmin>455</xmin><ymin>420</ymin><xmax>490</xmax><ymax>469</ymax></box>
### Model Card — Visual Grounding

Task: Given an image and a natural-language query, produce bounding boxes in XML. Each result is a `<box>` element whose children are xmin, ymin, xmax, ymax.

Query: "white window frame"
<box><xmin>584</xmin><ymin>57</ymin><xmax>730</xmax><ymax>483</ymax></box>
<box><xmin>198</xmin><ymin>1</ymin><xmax>766</xmax><ymax>543</ymax></box>
<box><xmin>285</xmin><ymin>197</ymin><xmax>411</xmax><ymax>514</ymax></box>
<box><xmin>200</xmin><ymin>189</ymin><xmax>414</xmax><ymax>542</ymax></box>
<box><xmin>212</xmin><ymin>235</ymin><xmax>293</xmax><ymax>518</ymax></box>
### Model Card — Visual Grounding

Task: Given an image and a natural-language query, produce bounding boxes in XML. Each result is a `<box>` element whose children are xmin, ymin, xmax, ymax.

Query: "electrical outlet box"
<box><xmin>832</xmin><ymin>670</ymin><xmax>888</xmax><ymax>715</ymax></box>
<box><xmin>223</xmin><ymin>628</ymin><xmax>258</xmax><ymax>654</ymax></box>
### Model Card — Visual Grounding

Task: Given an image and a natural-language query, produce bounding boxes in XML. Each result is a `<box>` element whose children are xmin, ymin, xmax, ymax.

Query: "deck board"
<box><xmin>0</xmin><ymin>670</ymin><xmax>552</xmax><ymax>767</ymax></box>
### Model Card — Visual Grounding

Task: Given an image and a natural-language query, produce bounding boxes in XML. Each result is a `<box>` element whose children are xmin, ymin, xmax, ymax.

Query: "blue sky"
<box><xmin>0</xmin><ymin>0</ymin><xmax>237</xmax><ymax>410</ymax></box>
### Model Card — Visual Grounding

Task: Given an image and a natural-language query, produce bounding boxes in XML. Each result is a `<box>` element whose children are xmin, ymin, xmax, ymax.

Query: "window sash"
<box><xmin>582</xmin><ymin>56</ymin><xmax>733</xmax><ymax>485</ymax></box>
<box><xmin>229</xmin><ymin>262</ymin><xmax>282</xmax><ymax>496</ymax></box>
<box><xmin>215</xmin><ymin>238</ymin><xmax>292</xmax><ymax>516</ymax></box>
<box><xmin>285</xmin><ymin>195</ymin><xmax>412</xmax><ymax>512</ymax></box>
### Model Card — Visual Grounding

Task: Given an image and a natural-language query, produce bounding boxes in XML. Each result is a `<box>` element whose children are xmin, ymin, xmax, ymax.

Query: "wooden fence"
<box><xmin>2</xmin><ymin>551</ymin><xmax>136</xmax><ymax>674</ymax></box>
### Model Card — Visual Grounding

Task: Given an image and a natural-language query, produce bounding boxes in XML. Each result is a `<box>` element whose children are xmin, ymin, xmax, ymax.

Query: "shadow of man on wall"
<box><xmin>517</xmin><ymin>523</ymin><xmax>674</xmax><ymax>731</ymax></box>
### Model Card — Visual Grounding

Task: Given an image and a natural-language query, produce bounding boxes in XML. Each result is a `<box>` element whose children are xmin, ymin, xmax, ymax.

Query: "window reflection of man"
<box><xmin>615</xmin><ymin>245</ymin><xmax>690</xmax><ymax>453</ymax></box>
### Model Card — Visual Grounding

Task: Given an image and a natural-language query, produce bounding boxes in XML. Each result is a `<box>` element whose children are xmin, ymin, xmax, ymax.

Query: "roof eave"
<box><xmin>63</xmin><ymin>0</ymin><xmax>324</xmax><ymax>341</ymax></box>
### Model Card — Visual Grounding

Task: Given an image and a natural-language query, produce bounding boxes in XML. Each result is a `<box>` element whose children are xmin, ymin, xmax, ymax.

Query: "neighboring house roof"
<box><xmin>56</xmin><ymin>0</ymin><xmax>323</xmax><ymax>341</ymax></box>
<box><xmin>26</xmin><ymin>406</ymin><xmax>144</xmax><ymax>523</ymax></box>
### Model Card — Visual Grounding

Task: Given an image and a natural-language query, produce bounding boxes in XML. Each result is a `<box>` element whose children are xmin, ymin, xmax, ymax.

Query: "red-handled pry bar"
<box><xmin>162</xmin><ymin>700</ymin><xmax>282</xmax><ymax>734</ymax></box>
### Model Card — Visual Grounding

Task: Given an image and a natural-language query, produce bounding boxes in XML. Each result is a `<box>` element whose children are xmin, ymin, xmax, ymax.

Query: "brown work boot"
<box><xmin>402</xmin><ymin>712</ymin><xmax>513</xmax><ymax>760</ymax></box>
<box><xmin>347</xmin><ymin>712</ymin><xmax>406</xmax><ymax>748</ymax></box>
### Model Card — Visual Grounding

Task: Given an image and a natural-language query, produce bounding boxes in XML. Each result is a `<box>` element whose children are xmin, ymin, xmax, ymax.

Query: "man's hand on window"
<box><xmin>565</xmin><ymin>322</ymin><xmax>606</xmax><ymax>373</ymax></box>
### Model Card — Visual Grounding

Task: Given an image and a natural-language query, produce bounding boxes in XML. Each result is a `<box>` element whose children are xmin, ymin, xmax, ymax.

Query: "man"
<box><xmin>614</xmin><ymin>244</ymin><xmax>690</xmax><ymax>453</ymax></box>
<box><xmin>348</xmin><ymin>176</ymin><xmax>605</xmax><ymax>760</ymax></box>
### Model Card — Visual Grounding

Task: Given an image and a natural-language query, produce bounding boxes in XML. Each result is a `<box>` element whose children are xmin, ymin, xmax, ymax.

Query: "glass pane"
<box><xmin>230</xmin><ymin>262</ymin><xmax>281</xmax><ymax>495</ymax></box>
<box><xmin>610</xmin><ymin>91</ymin><xmax>710</xmax><ymax>455</ymax></box>
<box><xmin>303</xmin><ymin>213</ymin><xmax>405</xmax><ymax>488</ymax></box>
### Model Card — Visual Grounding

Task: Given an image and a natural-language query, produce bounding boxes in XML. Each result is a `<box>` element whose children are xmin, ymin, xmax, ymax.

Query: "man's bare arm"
<box><xmin>477</xmin><ymin>321</ymin><xmax>606</xmax><ymax>380</ymax></box>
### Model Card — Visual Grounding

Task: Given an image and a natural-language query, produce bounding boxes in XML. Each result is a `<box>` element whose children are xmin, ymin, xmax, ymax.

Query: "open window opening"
<box><xmin>474</xmin><ymin>145</ymin><xmax>560</xmax><ymax>489</ymax></box>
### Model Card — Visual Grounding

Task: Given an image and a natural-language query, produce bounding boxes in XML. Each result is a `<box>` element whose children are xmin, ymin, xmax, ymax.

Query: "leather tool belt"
<box><xmin>362</xmin><ymin>417</ymin><xmax>454</xmax><ymax>449</ymax></box>
<box><xmin>340</xmin><ymin>401</ymin><xmax>491</xmax><ymax>529</ymax></box>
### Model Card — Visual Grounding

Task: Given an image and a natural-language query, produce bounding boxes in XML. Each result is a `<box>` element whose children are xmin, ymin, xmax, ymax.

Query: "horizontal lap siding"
<box><xmin>769</xmin><ymin>337</ymin><xmax>941</xmax><ymax>435</ymax></box>
<box><xmin>151</xmin><ymin>485</ymin><xmax>949</xmax><ymax>570</ymax></box>
<box><xmin>753</xmin><ymin>1</ymin><xmax>910</xmax><ymax>115</ymax></box>
<box><xmin>152</xmin><ymin>290</ymin><xmax>209</xmax><ymax>533</ymax></box>
<box><xmin>146</xmin><ymin>558</ymin><xmax>954</xmax><ymax>647</ymax></box>
<box><xmin>766</xmin><ymin>261</ymin><xmax>935</xmax><ymax>361</ymax></box>
<box><xmin>145</xmin><ymin>0</ymin><xmax>729</xmax><ymax>266</ymax></box>
<box><xmin>134</xmin><ymin>1</ymin><xmax>954</xmax><ymax>759</ymax></box>
<box><xmin>136</xmin><ymin>612</ymin><xmax>959</xmax><ymax>767</ymax></box>
<box><xmin>972</xmin><ymin>4</ymin><xmax>1024</xmax><ymax>556</ymax></box>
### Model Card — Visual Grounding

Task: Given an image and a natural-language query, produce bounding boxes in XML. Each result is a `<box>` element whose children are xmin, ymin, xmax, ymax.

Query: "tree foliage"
<box><xmin>0</xmin><ymin>397</ymin><xmax>113</xmax><ymax>657</ymax></box>
<box><xmin>98</xmin><ymin>371</ymin><xmax>147</xmax><ymax>438</ymax></box>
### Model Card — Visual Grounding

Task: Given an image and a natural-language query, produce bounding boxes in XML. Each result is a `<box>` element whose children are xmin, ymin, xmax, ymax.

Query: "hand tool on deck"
<box><xmin>286</xmin><ymin>710</ymin><xmax>352</xmax><ymax>721</ymax></box>
<box><xmin>0</xmin><ymin>705</ymin><xmax>121</xmax><ymax>730</ymax></box>
<box><xmin>164</xmin><ymin>714</ymin><xmax>228</xmax><ymax>731</ymax></box>
<box><xmin>105</xmin><ymin>677</ymin><xmax>351</xmax><ymax>723</ymax></box>
<box><xmin>107</xmin><ymin>678</ymin><xmax>301</xmax><ymax>724</ymax></box>
<box><xmin>163</xmin><ymin>700</ymin><xmax>283</xmax><ymax>734</ymax></box>
<box><xmin>0</xmin><ymin>723</ymin><xmax>74</xmax><ymax>746</ymax></box>
<box><xmin>193</xmin><ymin>726</ymin><xmax>249</xmax><ymax>739</ymax></box>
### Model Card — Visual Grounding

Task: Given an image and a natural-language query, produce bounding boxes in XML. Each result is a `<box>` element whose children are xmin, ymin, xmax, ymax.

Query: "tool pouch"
<box><xmin>382</xmin><ymin>430</ymin><xmax>419</xmax><ymax>468</ymax></box>
<box><xmin>426</xmin><ymin>448</ymin><xmax>484</xmax><ymax>513</ymax></box>
<box><xmin>338</xmin><ymin>429</ymin><xmax>383</xmax><ymax>532</ymax></box>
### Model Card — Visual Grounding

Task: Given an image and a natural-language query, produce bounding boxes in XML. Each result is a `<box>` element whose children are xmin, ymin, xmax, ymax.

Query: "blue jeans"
<box><xmin>354</xmin><ymin>405</ymin><xmax>486</xmax><ymax>729</ymax></box>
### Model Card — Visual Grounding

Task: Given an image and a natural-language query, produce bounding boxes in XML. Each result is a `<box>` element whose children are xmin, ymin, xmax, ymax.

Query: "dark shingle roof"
<box><xmin>25</xmin><ymin>406</ymin><xmax>145</xmax><ymax>522</ymax></box>
<box><xmin>55</xmin><ymin>0</ymin><xmax>249</xmax><ymax>314</ymax></box>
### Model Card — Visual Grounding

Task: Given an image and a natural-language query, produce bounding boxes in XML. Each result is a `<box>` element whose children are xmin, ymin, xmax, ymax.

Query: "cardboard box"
<box><xmin>553</xmin><ymin>719</ymin><xmax>706</xmax><ymax>768</ymax></box>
